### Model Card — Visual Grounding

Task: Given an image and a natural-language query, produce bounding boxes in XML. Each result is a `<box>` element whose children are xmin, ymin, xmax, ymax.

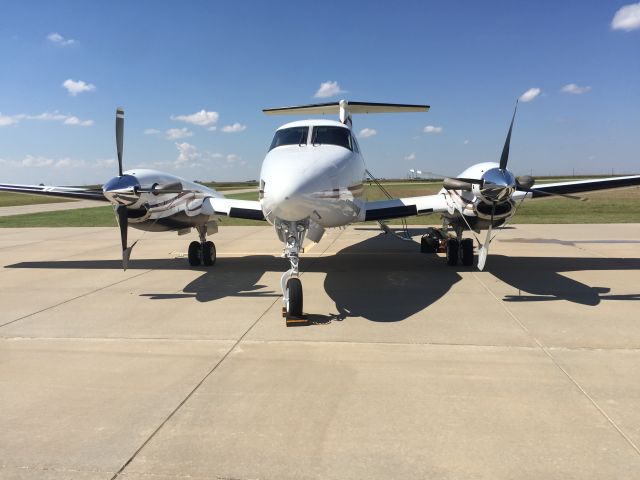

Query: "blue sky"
<box><xmin>1</xmin><ymin>1</ymin><xmax>638</xmax><ymax>184</ymax></box>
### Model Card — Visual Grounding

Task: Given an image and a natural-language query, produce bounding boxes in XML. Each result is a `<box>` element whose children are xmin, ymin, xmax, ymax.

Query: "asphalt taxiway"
<box><xmin>1</xmin><ymin>224</ymin><xmax>640</xmax><ymax>479</ymax></box>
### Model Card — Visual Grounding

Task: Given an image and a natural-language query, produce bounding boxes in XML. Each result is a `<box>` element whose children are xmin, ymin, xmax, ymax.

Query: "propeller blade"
<box><xmin>499</xmin><ymin>101</ymin><xmax>518</xmax><ymax>170</ymax></box>
<box><xmin>137</xmin><ymin>181</ymin><xmax>185</xmax><ymax>195</ymax></box>
<box><xmin>516</xmin><ymin>175</ymin><xmax>535</xmax><ymax>190</ymax></box>
<box><xmin>115</xmin><ymin>205</ymin><xmax>136</xmax><ymax>270</ymax></box>
<box><xmin>116</xmin><ymin>107</ymin><xmax>124</xmax><ymax>177</ymax></box>
<box><xmin>477</xmin><ymin>202</ymin><xmax>496</xmax><ymax>271</ymax></box>
<box><xmin>443</xmin><ymin>178</ymin><xmax>474</xmax><ymax>191</ymax></box>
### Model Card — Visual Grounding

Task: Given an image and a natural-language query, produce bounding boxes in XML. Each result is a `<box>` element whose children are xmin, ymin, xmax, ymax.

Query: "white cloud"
<box><xmin>314</xmin><ymin>81</ymin><xmax>345</xmax><ymax>98</ymax></box>
<box><xmin>519</xmin><ymin>87</ymin><xmax>541</xmax><ymax>102</ymax></box>
<box><xmin>166</xmin><ymin>128</ymin><xmax>193</xmax><ymax>140</ymax></box>
<box><xmin>144</xmin><ymin>128</ymin><xmax>161</xmax><ymax>135</ymax></box>
<box><xmin>561</xmin><ymin>83</ymin><xmax>592</xmax><ymax>95</ymax></box>
<box><xmin>22</xmin><ymin>155</ymin><xmax>55</xmax><ymax>167</ymax></box>
<box><xmin>0</xmin><ymin>113</ymin><xmax>18</xmax><ymax>127</ymax></box>
<box><xmin>207</xmin><ymin>126</ymin><xmax>217</xmax><ymax>131</ymax></box>
<box><xmin>611</xmin><ymin>2</ymin><xmax>640</xmax><ymax>31</ymax></box>
<box><xmin>404</xmin><ymin>152</ymin><xmax>416</xmax><ymax>161</ymax></box>
<box><xmin>62</xmin><ymin>79</ymin><xmax>96</xmax><ymax>96</ymax></box>
<box><xmin>221</xmin><ymin>123</ymin><xmax>247</xmax><ymax>133</ymax></box>
<box><xmin>1</xmin><ymin>155</ymin><xmax>119</xmax><ymax>172</ymax></box>
<box><xmin>175</xmin><ymin>142</ymin><xmax>200</xmax><ymax>166</ymax></box>
<box><xmin>171</xmin><ymin>110</ymin><xmax>219</xmax><ymax>126</ymax></box>
<box><xmin>358</xmin><ymin>128</ymin><xmax>377</xmax><ymax>138</ymax></box>
<box><xmin>423</xmin><ymin>125</ymin><xmax>443</xmax><ymax>134</ymax></box>
<box><xmin>47</xmin><ymin>32</ymin><xmax>76</xmax><ymax>46</ymax></box>
<box><xmin>20</xmin><ymin>112</ymin><xmax>67</xmax><ymax>121</ymax></box>
<box><xmin>1</xmin><ymin>111</ymin><xmax>94</xmax><ymax>127</ymax></box>
<box><xmin>63</xmin><ymin>116</ymin><xmax>94</xmax><ymax>127</ymax></box>
<box><xmin>464</xmin><ymin>139</ymin><xmax>470</xmax><ymax>145</ymax></box>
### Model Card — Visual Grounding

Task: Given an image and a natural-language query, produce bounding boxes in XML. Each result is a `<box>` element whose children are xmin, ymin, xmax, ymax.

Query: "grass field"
<box><xmin>0</xmin><ymin>191</ymin><xmax>74</xmax><ymax>207</ymax></box>
<box><xmin>0</xmin><ymin>183</ymin><xmax>638</xmax><ymax>227</ymax></box>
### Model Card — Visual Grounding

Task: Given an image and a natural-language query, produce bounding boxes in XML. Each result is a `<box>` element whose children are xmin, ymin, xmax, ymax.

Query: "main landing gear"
<box><xmin>420</xmin><ymin>225</ymin><xmax>474</xmax><ymax>267</ymax></box>
<box><xmin>277</xmin><ymin>219</ymin><xmax>308</xmax><ymax>326</ymax></box>
<box><xmin>188</xmin><ymin>225</ymin><xmax>217</xmax><ymax>266</ymax></box>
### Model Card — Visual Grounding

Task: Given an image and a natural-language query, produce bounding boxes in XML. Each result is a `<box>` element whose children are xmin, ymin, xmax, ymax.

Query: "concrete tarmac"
<box><xmin>1</xmin><ymin>224</ymin><xmax>639</xmax><ymax>479</ymax></box>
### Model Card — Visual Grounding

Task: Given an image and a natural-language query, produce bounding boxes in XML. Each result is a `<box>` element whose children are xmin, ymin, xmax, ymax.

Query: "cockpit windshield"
<box><xmin>269</xmin><ymin>127</ymin><xmax>309</xmax><ymax>151</ymax></box>
<box><xmin>311</xmin><ymin>126</ymin><xmax>352</xmax><ymax>151</ymax></box>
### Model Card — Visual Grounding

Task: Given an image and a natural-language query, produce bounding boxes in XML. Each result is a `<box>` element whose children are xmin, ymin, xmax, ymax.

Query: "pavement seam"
<box><xmin>472</xmin><ymin>271</ymin><xmax>640</xmax><ymax>458</ymax></box>
<box><xmin>110</xmin><ymin>228</ymin><xmax>346</xmax><ymax>480</ymax></box>
<box><xmin>0</xmin><ymin>270</ymin><xmax>153</xmax><ymax>329</ymax></box>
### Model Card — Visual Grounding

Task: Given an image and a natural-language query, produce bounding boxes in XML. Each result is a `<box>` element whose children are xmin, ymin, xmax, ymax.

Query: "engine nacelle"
<box><xmin>475</xmin><ymin>199</ymin><xmax>515</xmax><ymax>221</ymax></box>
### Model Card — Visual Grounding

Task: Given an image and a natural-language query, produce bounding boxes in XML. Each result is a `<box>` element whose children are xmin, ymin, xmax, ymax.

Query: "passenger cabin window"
<box><xmin>311</xmin><ymin>126</ymin><xmax>353</xmax><ymax>151</ymax></box>
<box><xmin>269</xmin><ymin>127</ymin><xmax>309</xmax><ymax>151</ymax></box>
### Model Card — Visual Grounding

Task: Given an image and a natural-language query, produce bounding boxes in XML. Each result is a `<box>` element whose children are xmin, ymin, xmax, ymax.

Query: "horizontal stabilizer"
<box><xmin>263</xmin><ymin>101</ymin><xmax>429</xmax><ymax>116</ymax></box>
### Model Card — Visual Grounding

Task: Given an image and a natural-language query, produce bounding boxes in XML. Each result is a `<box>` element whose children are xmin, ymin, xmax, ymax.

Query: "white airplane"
<box><xmin>2</xmin><ymin>101</ymin><xmax>639</xmax><ymax>324</ymax></box>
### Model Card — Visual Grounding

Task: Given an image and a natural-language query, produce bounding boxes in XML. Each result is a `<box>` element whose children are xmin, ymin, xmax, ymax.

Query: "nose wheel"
<box><xmin>277</xmin><ymin>219</ymin><xmax>309</xmax><ymax>326</ymax></box>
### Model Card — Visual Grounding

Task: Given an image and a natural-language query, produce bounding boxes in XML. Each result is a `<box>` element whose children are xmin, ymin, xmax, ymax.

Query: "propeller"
<box><xmin>116</xmin><ymin>205</ymin><xmax>137</xmax><ymax>270</ymax></box>
<box><xmin>443</xmin><ymin>177</ymin><xmax>483</xmax><ymax>191</ymax></box>
<box><xmin>116</xmin><ymin>107</ymin><xmax>124</xmax><ymax>177</ymax></box>
<box><xmin>499</xmin><ymin>101</ymin><xmax>518</xmax><ymax>170</ymax></box>
<box><xmin>113</xmin><ymin>107</ymin><xmax>137</xmax><ymax>270</ymax></box>
<box><xmin>477</xmin><ymin>202</ymin><xmax>495</xmax><ymax>271</ymax></box>
<box><xmin>137</xmin><ymin>181</ymin><xmax>185</xmax><ymax>195</ymax></box>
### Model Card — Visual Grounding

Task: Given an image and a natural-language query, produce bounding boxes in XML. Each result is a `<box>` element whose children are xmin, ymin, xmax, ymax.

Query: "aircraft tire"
<box><xmin>286</xmin><ymin>277</ymin><xmax>303</xmax><ymax>318</ymax></box>
<box><xmin>420</xmin><ymin>235</ymin><xmax>439</xmax><ymax>253</ymax></box>
<box><xmin>446</xmin><ymin>239</ymin><xmax>459</xmax><ymax>266</ymax></box>
<box><xmin>188</xmin><ymin>241</ymin><xmax>202</xmax><ymax>266</ymax></box>
<box><xmin>461</xmin><ymin>238</ymin><xmax>474</xmax><ymax>266</ymax></box>
<box><xmin>202</xmin><ymin>241</ymin><xmax>216</xmax><ymax>266</ymax></box>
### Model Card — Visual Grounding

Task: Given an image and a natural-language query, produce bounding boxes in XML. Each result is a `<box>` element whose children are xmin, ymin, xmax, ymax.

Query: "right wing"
<box><xmin>0</xmin><ymin>183</ymin><xmax>108</xmax><ymax>202</ymax></box>
<box><xmin>203</xmin><ymin>197</ymin><xmax>266</xmax><ymax>221</ymax></box>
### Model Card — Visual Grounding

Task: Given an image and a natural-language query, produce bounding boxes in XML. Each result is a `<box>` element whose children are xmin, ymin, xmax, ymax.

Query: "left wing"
<box><xmin>361</xmin><ymin>193</ymin><xmax>450</xmax><ymax>221</ymax></box>
<box><xmin>513</xmin><ymin>175</ymin><xmax>640</xmax><ymax>200</ymax></box>
<box><xmin>0</xmin><ymin>183</ymin><xmax>108</xmax><ymax>202</ymax></box>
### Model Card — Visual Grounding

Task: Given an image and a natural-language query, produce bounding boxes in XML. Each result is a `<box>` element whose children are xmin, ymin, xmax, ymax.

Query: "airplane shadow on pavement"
<box><xmin>5</xmin><ymin>232</ymin><xmax>640</xmax><ymax>322</ymax></box>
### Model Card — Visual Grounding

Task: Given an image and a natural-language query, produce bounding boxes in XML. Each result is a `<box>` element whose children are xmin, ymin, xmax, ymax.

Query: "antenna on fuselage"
<box><xmin>262</xmin><ymin>100</ymin><xmax>430</xmax><ymax>128</ymax></box>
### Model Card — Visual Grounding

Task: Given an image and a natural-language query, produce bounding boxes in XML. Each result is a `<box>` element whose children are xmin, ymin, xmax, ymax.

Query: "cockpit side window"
<box><xmin>269</xmin><ymin>127</ymin><xmax>309</xmax><ymax>151</ymax></box>
<box><xmin>311</xmin><ymin>126</ymin><xmax>353</xmax><ymax>151</ymax></box>
<box><xmin>351</xmin><ymin>134</ymin><xmax>360</xmax><ymax>154</ymax></box>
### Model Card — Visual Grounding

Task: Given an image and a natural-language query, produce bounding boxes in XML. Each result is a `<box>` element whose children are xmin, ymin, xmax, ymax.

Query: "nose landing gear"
<box><xmin>188</xmin><ymin>225</ymin><xmax>217</xmax><ymax>267</ymax></box>
<box><xmin>277</xmin><ymin>220</ymin><xmax>308</xmax><ymax>326</ymax></box>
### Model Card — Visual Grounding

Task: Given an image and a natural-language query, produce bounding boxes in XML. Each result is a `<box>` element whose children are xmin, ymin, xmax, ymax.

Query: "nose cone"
<box><xmin>103</xmin><ymin>174</ymin><xmax>140</xmax><ymax>205</ymax></box>
<box><xmin>480</xmin><ymin>168</ymin><xmax>516</xmax><ymax>202</ymax></box>
<box><xmin>260</xmin><ymin>148</ymin><xmax>351</xmax><ymax>221</ymax></box>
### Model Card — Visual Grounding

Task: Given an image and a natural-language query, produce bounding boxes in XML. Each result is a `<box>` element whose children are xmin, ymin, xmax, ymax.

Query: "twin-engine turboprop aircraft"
<box><xmin>2</xmin><ymin>100</ymin><xmax>640</xmax><ymax>323</ymax></box>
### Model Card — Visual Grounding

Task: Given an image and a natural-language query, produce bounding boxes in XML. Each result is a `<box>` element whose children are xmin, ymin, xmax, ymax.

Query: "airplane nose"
<box><xmin>103</xmin><ymin>174</ymin><xmax>140</xmax><ymax>205</ymax></box>
<box><xmin>266</xmin><ymin>178</ymin><xmax>312</xmax><ymax>221</ymax></box>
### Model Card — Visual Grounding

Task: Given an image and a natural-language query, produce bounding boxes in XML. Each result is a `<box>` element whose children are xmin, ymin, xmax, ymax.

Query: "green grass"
<box><xmin>0</xmin><ymin>205</ymin><xmax>116</xmax><ymax>228</ymax></box>
<box><xmin>1</xmin><ymin>184</ymin><xmax>638</xmax><ymax>228</ymax></box>
<box><xmin>0</xmin><ymin>191</ymin><xmax>75</xmax><ymax>207</ymax></box>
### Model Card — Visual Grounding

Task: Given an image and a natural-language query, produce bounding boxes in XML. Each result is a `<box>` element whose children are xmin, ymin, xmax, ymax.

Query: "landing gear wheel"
<box><xmin>202</xmin><ymin>241</ymin><xmax>216</xmax><ymax>266</ymax></box>
<box><xmin>446</xmin><ymin>239</ymin><xmax>459</xmax><ymax>266</ymax></box>
<box><xmin>461</xmin><ymin>238</ymin><xmax>474</xmax><ymax>266</ymax></box>
<box><xmin>188</xmin><ymin>241</ymin><xmax>202</xmax><ymax>266</ymax></box>
<box><xmin>286</xmin><ymin>277</ymin><xmax>303</xmax><ymax>318</ymax></box>
<box><xmin>420</xmin><ymin>233</ymin><xmax>439</xmax><ymax>253</ymax></box>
